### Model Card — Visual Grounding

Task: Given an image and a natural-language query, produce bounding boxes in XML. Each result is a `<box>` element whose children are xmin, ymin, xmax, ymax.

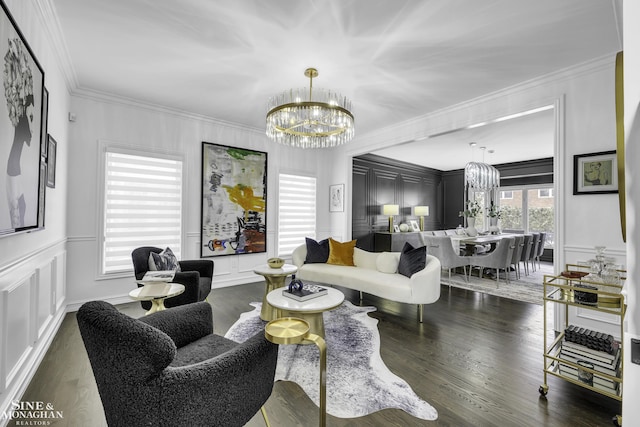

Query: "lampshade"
<box><xmin>414</xmin><ymin>206</ymin><xmax>429</xmax><ymax>216</ymax></box>
<box><xmin>266</xmin><ymin>68</ymin><xmax>354</xmax><ymax>149</ymax></box>
<box><xmin>382</xmin><ymin>204</ymin><xmax>399</xmax><ymax>216</ymax></box>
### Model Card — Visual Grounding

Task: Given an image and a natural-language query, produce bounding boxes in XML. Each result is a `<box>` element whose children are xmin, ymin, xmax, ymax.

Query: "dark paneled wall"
<box><xmin>352</xmin><ymin>154</ymin><xmax>442</xmax><ymax>251</ymax></box>
<box><xmin>352</xmin><ymin>155</ymin><xmax>554</xmax><ymax>251</ymax></box>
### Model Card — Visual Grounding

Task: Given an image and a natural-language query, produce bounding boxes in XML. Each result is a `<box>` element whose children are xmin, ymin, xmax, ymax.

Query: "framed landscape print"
<box><xmin>201</xmin><ymin>142</ymin><xmax>267</xmax><ymax>257</ymax></box>
<box><xmin>573</xmin><ymin>150</ymin><xmax>618</xmax><ymax>195</ymax></box>
<box><xmin>0</xmin><ymin>1</ymin><xmax>46</xmax><ymax>236</ymax></box>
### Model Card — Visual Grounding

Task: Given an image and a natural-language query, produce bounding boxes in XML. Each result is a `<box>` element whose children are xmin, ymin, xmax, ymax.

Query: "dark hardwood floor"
<box><xmin>10</xmin><ymin>281</ymin><xmax>621</xmax><ymax>427</ymax></box>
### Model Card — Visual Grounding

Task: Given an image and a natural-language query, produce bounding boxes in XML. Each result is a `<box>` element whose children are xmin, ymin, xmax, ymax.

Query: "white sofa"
<box><xmin>291</xmin><ymin>244</ymin><xmax>441</xmax><ymax>322</ymax></box>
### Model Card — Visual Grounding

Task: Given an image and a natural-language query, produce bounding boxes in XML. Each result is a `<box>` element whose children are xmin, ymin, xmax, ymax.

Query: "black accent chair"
<box><xmin>77</xmin><ymin>301</ymin><xmax>278</xmax><ymax>427</ymax></box>
<box><xmin>131</xmin><ymin>246</ymin><xmax>213</xmax><ymax>310</ymax></box>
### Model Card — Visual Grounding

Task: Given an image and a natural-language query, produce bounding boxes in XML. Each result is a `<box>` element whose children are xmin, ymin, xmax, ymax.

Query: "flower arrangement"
<box><xmin>487</xmin><ymin>201</ymin><xmax>502</xmax><ymax>218</ymax></box>
<box><xmin>459</xmin><ymin>200</ymin><xmax>481</xmax><ymax>217</ymax></box>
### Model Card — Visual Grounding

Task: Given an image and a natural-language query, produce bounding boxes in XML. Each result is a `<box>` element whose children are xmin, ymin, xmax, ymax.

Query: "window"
<box><xmin>498</xmin><ymin>185</ymin><xmax>554</xmax><ymax>249</ymax></box>
<box><xmin>277</xmin><ymin>173</ymin><xmax>316</xmax><ymax>256</ymax></box>
<box><xmin>501</xmin><ymin>190</ymin><xmax>513</xmax><ymax>199</ymax></box>
<box><xmin>101</xmin><ymin>149</ymin><xmax>183</xmax><ymax>275</ymax></box>
<box><xmin>538</xmin><ymin>188</ymin><xmax>553</xmax><ymax>198</ymax></box>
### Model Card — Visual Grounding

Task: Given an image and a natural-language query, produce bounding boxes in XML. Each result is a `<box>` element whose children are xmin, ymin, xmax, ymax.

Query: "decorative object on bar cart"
<box><xmin>459</xmin><ymin>200</ymin><xmax>481</xmax><ymax>237</ymax></box>
<box><xmin>576</xmin><ymin>246</ymin><xmax>624</xmax><ymax>308</ymax></box>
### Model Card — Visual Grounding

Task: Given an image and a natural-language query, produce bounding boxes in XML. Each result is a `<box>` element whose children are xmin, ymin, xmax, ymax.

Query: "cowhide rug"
<box><xmin>224</xmin><ymin>301</ymin><xmax>438</xmax><ymax>420</ymax></box>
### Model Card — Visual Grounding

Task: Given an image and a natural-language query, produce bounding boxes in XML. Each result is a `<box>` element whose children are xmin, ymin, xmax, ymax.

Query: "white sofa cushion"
<box><xmin>353</xmin><ymin>247</ymin><xmax>378</xmax><ymax>270</ymax></box>
<box><xmin>376</xmin><ymin>252</ymin><xmax>399</xmax><ymax>273</ymax></box>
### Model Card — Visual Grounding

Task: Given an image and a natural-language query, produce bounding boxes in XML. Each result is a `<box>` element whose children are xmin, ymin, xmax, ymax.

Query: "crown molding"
<box><xmin>71</xmin><ymin>86</ymin><xmax>264</xmax><ymax>135</ymax></box>
<box><xmin>33</xmin><ymin>0</ymin><xmax>79</xmax><ymax>92</ymax></box>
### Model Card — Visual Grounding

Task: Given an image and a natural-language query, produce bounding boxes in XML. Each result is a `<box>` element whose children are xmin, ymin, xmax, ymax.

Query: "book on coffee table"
<box><xmin>283</xmin><ymin>284</ymin><xmax>328</xmax><ymax>302</ymax></box>
<box><xmin>141</xmin><ymin>270</ymin><xmax>176</xmax><ymax>282</ymax></box>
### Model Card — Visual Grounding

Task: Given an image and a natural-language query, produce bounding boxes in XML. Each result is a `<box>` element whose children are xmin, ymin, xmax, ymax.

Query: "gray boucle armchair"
<box><xmin>77</xmin><ymin>301</ymin><xmax>278</xmax><ymax>427</ymax></box>
<box><xmin>131</xmin><ymin>246</ymin><xmax>214</xmax><ymax>311</ymax></box>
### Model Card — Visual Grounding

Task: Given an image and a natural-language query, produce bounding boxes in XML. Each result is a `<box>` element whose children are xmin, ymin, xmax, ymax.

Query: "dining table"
<box><xmin>450</xmin><ymin>233</ymin><xmax>521</xmax><ymax>256</ymax></box>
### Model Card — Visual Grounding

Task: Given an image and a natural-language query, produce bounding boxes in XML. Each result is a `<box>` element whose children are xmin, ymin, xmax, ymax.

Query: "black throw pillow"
<box><xmin>398</xmin><ymin>242</ymin><xmax>426</xmax><ymax>278</ymax></box>
<box><xmin>305</xmin><ymin>238</ymin><xmax>330</xmax><ymax>263</ymax></box>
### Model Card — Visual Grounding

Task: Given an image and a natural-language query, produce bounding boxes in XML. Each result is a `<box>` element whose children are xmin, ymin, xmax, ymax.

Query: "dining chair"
<box><xmin>470</xmin><ymin>237</ymin><xmax>515</xmax><ymax>287</ymax></box>
<box><xmin>535</xmin><ymin>232</ymin><xmax>547</xmax><ymax>269</ymax></box>
<box><xmin>520</xmin><ymin>234</ymin><xmax>533</xmax><ymax>276</ymax></box>
<box><xmin>422</xmin><ymin>235</ymin><xmax>471</xmax><ymax>286</ymax></box>
<box><xmin>528</xmin><ymin>233</ymin><xmax>540</xmax><ymax>273</ymax></box>
<box><xmin>509</xmin><ymin>235</ymin><xmax>525</xmax><ymax>280</ymax></box>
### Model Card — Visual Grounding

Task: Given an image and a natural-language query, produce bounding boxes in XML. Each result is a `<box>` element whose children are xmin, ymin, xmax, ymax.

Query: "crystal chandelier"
<box><xmin>464</xmin><ymin>162</ymin><xmax>500</xmax><ymax>190</ymax></box>
<box><xmin>266</xmin><ymin>68</ymin><xmax>354</xmax><ymax>148</ymax></box>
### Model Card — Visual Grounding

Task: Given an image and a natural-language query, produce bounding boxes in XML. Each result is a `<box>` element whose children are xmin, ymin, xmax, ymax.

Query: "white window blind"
<box><xmin>102</xmin><ymin>151</ymin><xmax>183</xmax><ymax>274</ymax></box>
<box><xmin>278</xmin><ymin>173</ymin><xmax>316</xmax><ymax>256</ymax></box>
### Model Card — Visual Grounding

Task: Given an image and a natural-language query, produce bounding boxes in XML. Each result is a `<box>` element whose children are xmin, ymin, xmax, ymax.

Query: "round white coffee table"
<box><xmin>266</xmin><ymin>286</ymin><xmax>344</xmax><ymax>338</ymax></box>
<box><xmin>253</xmin><ymin>264</ymin><xmax>298</xmax><ymax>321</ymax></box>
<box><xmin>130</xmin><ymin>282</ymin><xmax>185</xmax><ymax>315</ymax></box>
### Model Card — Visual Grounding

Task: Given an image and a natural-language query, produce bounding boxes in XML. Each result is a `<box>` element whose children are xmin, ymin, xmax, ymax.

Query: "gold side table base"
<box><xmin>260</xmin><ymin>277</ymin><xmax>286</xmax><ymax>321</ymax></box>
<box><xmin>146</xmin><ymin>298</ymin><xmax>167</xmax><ymax>315</ymax></box>
<box><xmin>265</xmin><ymin>317</ymin><xmax>327</xmax><ymax>427</ymax></box>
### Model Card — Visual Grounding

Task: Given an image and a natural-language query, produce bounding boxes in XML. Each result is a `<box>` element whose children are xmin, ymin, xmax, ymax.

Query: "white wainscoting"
<box><xmin>0</xmin><ymin>242</ymin><xmax>67</xmax><ymax>425</ymax></box>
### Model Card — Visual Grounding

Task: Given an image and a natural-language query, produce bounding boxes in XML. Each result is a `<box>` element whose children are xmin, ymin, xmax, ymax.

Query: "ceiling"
<box><xmin>52</xmin><ymin>0</ymin><xmax>621</xmax><ymax>165</ymax></box>
<box><xmin>370</xmin><ymin>106</ymin><xmax>556</xmax><ymax>170</ymax></box>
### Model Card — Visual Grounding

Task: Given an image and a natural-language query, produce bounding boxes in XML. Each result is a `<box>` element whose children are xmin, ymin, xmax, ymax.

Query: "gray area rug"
<box><xmin>225</xmin><ymin>301</ymin><xmax>438</xmax><ymax>420</ymax></box>
<box><xmin>445</xmin><ymin>262</ymin><xmax>554</xmax><ymax>305</ymax></box>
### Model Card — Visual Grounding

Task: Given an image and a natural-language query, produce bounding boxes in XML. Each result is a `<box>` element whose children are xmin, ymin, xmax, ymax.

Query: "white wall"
<box><xmin>622</xmin><ymin>0</ymin><xmax>640</xmax><ymax>421</ymax></box>
<box><xmin>64</xmin><ymin>94</ymin><xmax>336</xmax><ymax>307</ymax></box>
<box><xmin>0</xmin><ymin>0</ymin><xmax>70</xmax><ymax>421</ymax></box>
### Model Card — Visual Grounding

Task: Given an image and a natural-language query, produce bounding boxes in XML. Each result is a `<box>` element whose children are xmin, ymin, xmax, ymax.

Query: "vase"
<box><xmin>466</xmin><ymin>217</ymin><xmax>478</xmax><ymax>237</ymax></box>
<box><xmin>489</xmin><ymin>217</ymin><xmax>500</xmax><ymax>234</ymax></box>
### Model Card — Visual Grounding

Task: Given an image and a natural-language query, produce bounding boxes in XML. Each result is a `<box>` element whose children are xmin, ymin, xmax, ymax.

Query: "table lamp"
<box><xmin>382</xmin><ymin>204</ymin><xmax>399</xmax><ymax>232</ymax></box>
<box><xmin>414</xmin><ymin>205</ymin><xmax>430</xmax><ymax>231</ymax></box>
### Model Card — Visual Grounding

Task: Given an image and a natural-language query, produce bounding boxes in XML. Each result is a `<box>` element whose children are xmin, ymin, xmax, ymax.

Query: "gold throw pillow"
<box><xmin>327</xmin><ymin>238</ymin><xmax>357</xmax><ymax>266</ymax></box>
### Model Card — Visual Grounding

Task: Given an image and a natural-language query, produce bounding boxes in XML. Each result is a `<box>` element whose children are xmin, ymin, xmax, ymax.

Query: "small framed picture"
<box><xmin>393</xmin><ymin>225</ymin><xmax>400</xmax><ymax>233</ymax></box>
<box><xmin>573</xmin><ymin>150</ymin><xmax>618</xmax><ymax>195</ymax></box>
<box><xmin>46</xmin><ymin>135</ymin><xmax>57</xmax><ymax>188</ymax></box>
<box><xmin>329</xmin><ymin>183</ymin><xmax>344</xmax><ymax>212</ymax></box>
<box><xmin>410</xmin><ymin>220</ymin><xmax>420</xmax><ymax>232</ymax></box>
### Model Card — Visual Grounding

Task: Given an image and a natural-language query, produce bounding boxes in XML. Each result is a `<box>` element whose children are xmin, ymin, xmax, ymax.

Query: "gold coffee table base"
<box><xmin>265</xmin><ymin>317</ymin><xmax>327</xmax><ymax>427</ymax></box>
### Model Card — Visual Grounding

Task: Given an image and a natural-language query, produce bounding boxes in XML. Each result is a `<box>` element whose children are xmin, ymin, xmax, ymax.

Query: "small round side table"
<box><xmin>253</xmin><ymin>264</ymin><xmax>297</xmax><ymax>321</ymax></box>
<box><xmin>129</xmin><ymin>282</ymin><xmax>185</xmax><ymax>315</ymax></box>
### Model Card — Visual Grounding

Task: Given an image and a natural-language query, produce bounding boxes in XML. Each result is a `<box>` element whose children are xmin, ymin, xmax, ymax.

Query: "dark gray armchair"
<box><xmin>131</xmin><ymin>246</ymin><xmax>213</xmax><ymax>310</ymax></box>
<box><xmin>77</xmin><ymin>301</ymin><xmax>278</xmax><ymax>427</ymax></box>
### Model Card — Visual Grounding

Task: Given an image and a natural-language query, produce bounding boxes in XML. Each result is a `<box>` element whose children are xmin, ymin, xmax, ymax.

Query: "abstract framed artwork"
<box><xmin>201</xmin><ymin>142</ymin><xmax>267</xmax><ymax>257</ymax></box>
<box><xmin>573</xmin><ymin>150</ymin><xmax>618</xmax><ymax>195</ymax></box>
<box><xmin>0</xmin><ymin>0</ymin><xmax>46</xmax><ymax>236</ymax></box>
<box><xmin>329</xmin><ymin>183</ymin><xmax>344</xmax><ymax>212</ymax></box>
<box><xmin>46</xmin><ymin>134</ymin><xmax>56</xmax><ymax>188</ymax></box>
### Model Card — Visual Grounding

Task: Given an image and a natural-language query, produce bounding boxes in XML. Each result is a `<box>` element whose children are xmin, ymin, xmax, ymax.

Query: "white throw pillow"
<box><xmin>353</xmin><ymin>247</ymin><xmax>378</xmax><ymax>270</ymax></box>
<box><xmin>376</xmin><ymin>252</ymin><xmax>400</xmax><ymax>274</ymax></box>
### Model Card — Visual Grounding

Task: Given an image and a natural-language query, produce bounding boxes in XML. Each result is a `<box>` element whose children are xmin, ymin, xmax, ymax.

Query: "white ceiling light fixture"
<box><xmin>266</xmin><ymin>68</ymin><xmax>354</xmax><ymax>149</ymax></box>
